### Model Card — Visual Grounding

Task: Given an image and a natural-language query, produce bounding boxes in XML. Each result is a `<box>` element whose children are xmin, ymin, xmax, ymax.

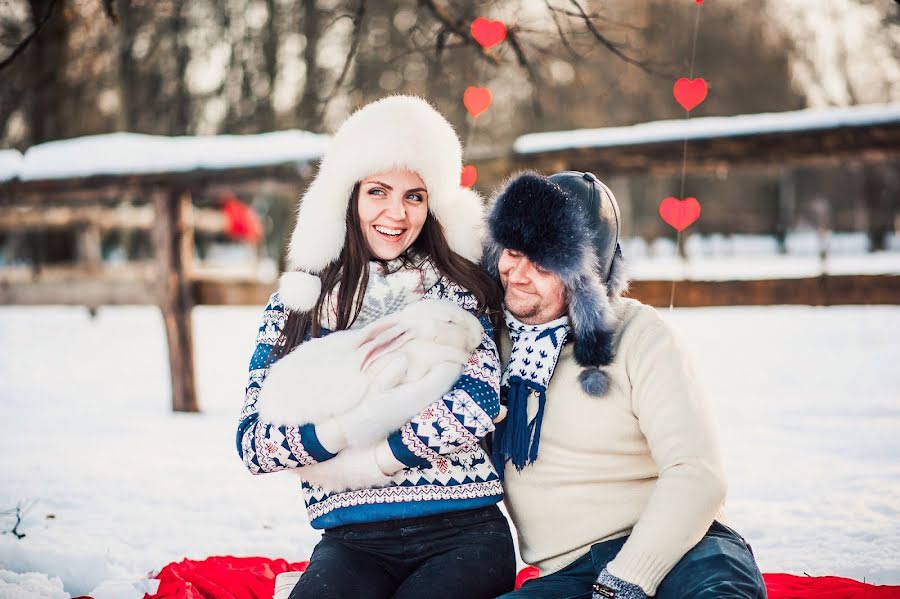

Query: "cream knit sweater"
<box><xmin>499</xmin><ymin>298</ymin><xmax>727</xmax><ymax>596</ymax></box>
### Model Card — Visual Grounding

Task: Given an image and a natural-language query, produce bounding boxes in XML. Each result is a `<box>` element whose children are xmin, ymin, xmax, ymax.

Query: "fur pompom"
<box><xmin>578</xmin><ymin>367</ymin><xmax>610</xmax><ymax>396</ymax></box>
<box><xmin>435</xmin><ymin>186</ymin><xmax>485</xmax><ymax>263</ymax></box>
<box><xmin>278</xmin><ymin>270</ymin><xmax>321</xmax><ymax>312</ymax></box>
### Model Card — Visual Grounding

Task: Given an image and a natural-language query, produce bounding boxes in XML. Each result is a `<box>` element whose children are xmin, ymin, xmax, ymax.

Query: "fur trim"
<box><xmin>487</xmin><ymin>172</ymin><xmax>593</xmax><ymax>277</ymax></box>
<box><xmin>433</xmin><ymin>185</ymin><xmax>485</xmax><ymax>263</ymax></box>
<box><xmin>278</xmin><ymin>270</ymin><xmax>322</xmax><ymax>312</ymax></box>
<box><xmin>579</xmin><ymin>367</ymin><xmax>610</xmax><ymax>396</ymax></box>
<box><xmin>286</xmin><ymin>95</ymin><xmax>483</xmax><ymax>275</ymax></box>
<box><xmin>486</xmin><ymin>171</ymin><xmax>630</xmax><ymax>396</ymax></box>
<box><xmin>607</xmin><ymin>245</ymin><xmax>629</xmax><ymax>297</ymax></box>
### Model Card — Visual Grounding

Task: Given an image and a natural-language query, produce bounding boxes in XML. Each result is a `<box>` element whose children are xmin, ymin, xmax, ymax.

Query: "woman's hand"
<box><xmin>299</xmin><ymin>446</ymin><xmax>394</xmax><ymax>493</ymax></box>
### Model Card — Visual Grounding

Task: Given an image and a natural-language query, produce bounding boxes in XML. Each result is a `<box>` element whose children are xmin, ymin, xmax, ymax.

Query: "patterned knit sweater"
<box><xmin>236</xmin><ymin>277</ymin><xmax>503</xmax><ymax>529</ymax></box>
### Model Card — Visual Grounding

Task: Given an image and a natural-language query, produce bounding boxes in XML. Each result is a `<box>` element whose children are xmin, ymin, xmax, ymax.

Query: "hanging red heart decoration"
<box><xmin>460</xmin><ymin>165</ymin><xmax>478</xmax><ymax>188</ymax></box>
<box><xmin>471</xmin><ymin>18</ymin><xmax>507</xmax><ymax>50</ymax></box>
<box><xmin>463</xmin><ymin>87</ymin><xmax>492</xmax><ymax>118</ymax></box>
<box><xmin>673</xmin><ymin>77</ymin><xmax>708</xmax><ymax>112</ymax></box>
<box><xmin>659</xmin><ymin>196</ymin><xmax>701</xmax><ymax>231</ymax></box>
<box><xmin>222</xmin><ymin>194</ymin><xmax>263</xmax><ymax>243</ymax></box>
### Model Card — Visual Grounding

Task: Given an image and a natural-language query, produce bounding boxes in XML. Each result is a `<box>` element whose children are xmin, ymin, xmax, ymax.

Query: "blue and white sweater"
<box><xmin>236</xmin><ymin>277</ymin><xmax>503</xmax><ymax>529</ymax></box>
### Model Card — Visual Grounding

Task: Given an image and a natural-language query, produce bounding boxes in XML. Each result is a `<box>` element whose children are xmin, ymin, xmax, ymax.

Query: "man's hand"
<box><xmin>592</xmin><ymin>569</ymin><xmax>647</xmax><ymax>599</ymax></box>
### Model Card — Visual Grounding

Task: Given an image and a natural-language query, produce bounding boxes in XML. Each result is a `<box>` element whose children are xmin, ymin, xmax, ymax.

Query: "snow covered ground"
<box><xmin>0</xmin><ymin>303</ymin><xmax>898</xmax><ymax>598</ymax></box>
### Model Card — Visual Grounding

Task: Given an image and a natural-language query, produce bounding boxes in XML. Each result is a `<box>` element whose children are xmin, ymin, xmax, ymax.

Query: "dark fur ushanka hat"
<box><xmin>483</xmin><ymin>171</ymin><xmax>629</xmax><ymax>396</ymax></box>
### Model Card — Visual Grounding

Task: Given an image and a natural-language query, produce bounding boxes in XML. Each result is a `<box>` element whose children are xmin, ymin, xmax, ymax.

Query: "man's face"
<box><xmin>498</xmin><ymin>249</ymin><xmax>567</xmax><ymax>325</ymax></box>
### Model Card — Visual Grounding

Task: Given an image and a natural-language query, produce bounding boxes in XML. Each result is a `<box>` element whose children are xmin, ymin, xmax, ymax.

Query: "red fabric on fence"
<box><xmin>125</xmin><ymin>557</ymin><xmax>900</xmax><ymax>599</ymax></box>
<box><xmin>762</xmin><ymin>573</ymin><xmax>900</xmax><ymax>598</ymax></box>
<box><xmin>145</xmin><ymin>556</ymin><xmax>308</xmax><ymax>599</ymax></box>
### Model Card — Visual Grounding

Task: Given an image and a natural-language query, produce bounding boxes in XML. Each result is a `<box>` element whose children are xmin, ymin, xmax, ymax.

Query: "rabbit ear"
<box><xmin>358</xmin><ymin>322</ymin><xmax>415</xmax><ymax>373</ymax></box>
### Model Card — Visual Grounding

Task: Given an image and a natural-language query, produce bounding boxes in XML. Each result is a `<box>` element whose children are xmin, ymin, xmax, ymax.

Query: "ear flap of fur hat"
<box><xmin>485</xmin><ymin>171</ymin><xmax>629</xmax><ymax>396</ymax></box>
<box><xmin>279</xmin><ymin>95</ymin><xmax>485</xmax><ymax>312</ymax></box>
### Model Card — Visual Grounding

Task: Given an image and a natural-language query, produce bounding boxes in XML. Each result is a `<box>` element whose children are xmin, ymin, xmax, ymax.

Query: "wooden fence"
<box><xmin>2</xmin><ymin>106</ymin><xmax>899</xmax><ymax>412</ymax></box>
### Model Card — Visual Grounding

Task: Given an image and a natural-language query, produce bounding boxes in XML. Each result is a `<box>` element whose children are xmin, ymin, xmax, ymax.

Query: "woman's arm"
<box><xmin>299</xmin><ymin>311</ymin><xmax>501</xmax><ymax>491</ymax></box>
<box><xmin>236</xmin><ymin>293</ymin><xmax>342</xmax><ymax>474</ymax></box>
<box><xmin>384</xmin><ymin>312</ymin><xmax>502</xmax><ymax>470</ymax></box>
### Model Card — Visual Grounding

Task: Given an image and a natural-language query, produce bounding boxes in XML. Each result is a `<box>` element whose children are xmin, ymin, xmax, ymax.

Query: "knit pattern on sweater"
<box><xmin>236</xmin><ymin>277</ymin><xmax>503</xmax><ymax>528</ymax></box>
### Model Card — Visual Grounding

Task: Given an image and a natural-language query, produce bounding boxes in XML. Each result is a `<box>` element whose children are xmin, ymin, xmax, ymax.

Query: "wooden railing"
<box><xmin>3</xmin><ymin>107</ymin><xmax>899</xmax><ymax>412</ymax></box>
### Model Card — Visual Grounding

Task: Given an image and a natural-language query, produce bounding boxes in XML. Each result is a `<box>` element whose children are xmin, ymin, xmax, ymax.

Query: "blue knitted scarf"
<box><xmin>492</xmin><ymin>310</ymin><xmax>570</xmax><ymax>476</ymax></box>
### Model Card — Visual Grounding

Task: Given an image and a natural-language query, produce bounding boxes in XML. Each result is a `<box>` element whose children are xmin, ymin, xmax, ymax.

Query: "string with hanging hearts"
<box><xmin>460</xmin><ymin>16</ymin><xmax>507</xmax><ymax>189</ymax></box>
<box><xmin>660</xmin><ymin>1</ymin><xmax>706</xmax><ymax>307</ymax></box>
<box><xmin>661</xmin><ymin>1</ymin><xmax>706</xmax><ymax>237</ymax></box>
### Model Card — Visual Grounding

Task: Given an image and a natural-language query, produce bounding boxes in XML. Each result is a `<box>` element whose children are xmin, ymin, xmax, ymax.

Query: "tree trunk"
<box><xmin>23</xmin><ymin>0</ymin><xmax>69</xmax><ymax>144</ymax></box>
<box><xmin>259</xmin><ymin>0</ymin><xmax>279</xmax><ymax>132</ymax></box>
<box><xmin>296</xmin><ymin>0</ymin><xmax>322</xmax><ymax>131</ymax></box>
<box><xmin>116</xmin><ymin>0</ymin><xmax>139</xmax><ymax>131</ymax></box>
<box><xmin>172</xmin><ymin>2</ymin><xmax>191</xmax><ymax>135</ymax></box>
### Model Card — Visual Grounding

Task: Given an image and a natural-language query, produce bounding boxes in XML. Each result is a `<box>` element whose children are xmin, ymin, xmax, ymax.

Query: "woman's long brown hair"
<box><xmin>268</xmin><ymin>184</ymin><xmax>502</xmax><ymax>363</ymax></box>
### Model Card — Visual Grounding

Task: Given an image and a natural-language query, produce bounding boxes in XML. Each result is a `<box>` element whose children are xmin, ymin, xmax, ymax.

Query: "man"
<box><xmin>483</xmin><ymin>171</ymin><xmax>766</xmax><ymax>598</ymax></box>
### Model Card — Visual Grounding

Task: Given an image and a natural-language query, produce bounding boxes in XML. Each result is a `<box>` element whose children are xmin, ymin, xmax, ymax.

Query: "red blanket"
<box><xmin>122</xmin><ymin>557</ymin><xmax>900</xmax><ymax>599</ymax></box>
<box><xmin>762</xmin><ymin>573</ymin><xmax>900</xmax><ymax>598</ymax></box>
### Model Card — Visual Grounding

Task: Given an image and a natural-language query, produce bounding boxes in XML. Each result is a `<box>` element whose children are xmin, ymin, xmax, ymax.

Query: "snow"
<box><xmin>2</xmin><ymin>131</ymin><xmax>331</xmax><ymax>182</ymax></box>
<box><xmin>0</xmin><ymin>150</ymin><xmax>23</xmax><ymax>183</ymax></box>
<box><xmin>624</xmin><ymin>232</ymin><xmax>900</xmax><ymax>280</ymax></box>
<box><xmin>513</xmin><ymin>102</ymin><xmax>900</xmax><ymax>154</ymax></box>
<box><xmin>1</xmin><ymin>303</ymin><xmax>899</xmax><ymax>597</ymax></box>
<box><xmin>0</xmin><ymin>570</ymin><xmax>66</xmax><ymax>599</ymax></box>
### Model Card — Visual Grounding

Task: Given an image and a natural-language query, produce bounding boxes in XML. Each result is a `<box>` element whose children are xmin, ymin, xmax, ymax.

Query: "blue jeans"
<box><xmin>498</xmin><ymin>521</ymin><xmax>766</xmax><ymax>599</ymax></box>
<box><xmin>289</xmin><ymin>505</ymin><xmax>516</xmax><ymax>599</ymax></box>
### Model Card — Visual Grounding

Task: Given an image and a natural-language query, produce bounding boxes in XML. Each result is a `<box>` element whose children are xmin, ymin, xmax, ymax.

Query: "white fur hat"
<box><xmin>279</xmin><ymin>95</ymin><xmax>485</xmax><ymax>312</ymax></box>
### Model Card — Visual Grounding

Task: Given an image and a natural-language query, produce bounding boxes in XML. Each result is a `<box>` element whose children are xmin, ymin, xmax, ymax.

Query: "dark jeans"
<box><xmin>499</xmin><ymin>521</ymin><xmax>766</xmax><ymax>599</ymax></box>
<box><xmin>289</xmin><ymin>505</ymin><xmax>516</xmax><ymax>599</ymax></box>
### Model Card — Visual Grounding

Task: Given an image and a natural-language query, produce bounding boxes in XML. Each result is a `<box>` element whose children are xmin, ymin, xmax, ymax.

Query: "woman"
<box><xmin>235</xmin><ymin>96</ymin><xmax>515</xmax><ymax>599</ymax></box>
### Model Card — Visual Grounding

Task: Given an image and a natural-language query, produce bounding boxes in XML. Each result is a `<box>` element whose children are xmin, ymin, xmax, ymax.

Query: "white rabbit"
<box><xmin>363</xmin><ymin>298</ymin><xmax>483</xmax><ymax>390</ymax></box>
<box><xmin>256</xmin><ymin>299</ymin><xmax>483</xmax><ymax>427</ymax></box>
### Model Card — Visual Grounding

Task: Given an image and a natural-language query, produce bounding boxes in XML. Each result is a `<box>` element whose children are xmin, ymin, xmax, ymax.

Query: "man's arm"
<box><xmin>604</xmin><ymin>314</ymin><xmax>727</xmax><ymax>596</ymax></box>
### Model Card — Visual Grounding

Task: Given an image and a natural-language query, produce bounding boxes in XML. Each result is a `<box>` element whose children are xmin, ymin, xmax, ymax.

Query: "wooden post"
<box><xmin>776</xmin><ymin>168</ymin><xmax>796</xmax><ymax>255</ymax></box>
<box><xmin>153</xmin><ymin>189</ymin><xmax>199</xmax><ymax>412</ymax></box>
<box><xmin>76</xmin><ymin>222</ymin><xmax>102</xmax><ymax>273</ymax></box>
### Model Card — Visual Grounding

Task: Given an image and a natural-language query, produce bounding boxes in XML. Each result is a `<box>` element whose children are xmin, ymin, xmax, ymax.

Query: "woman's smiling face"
<box><xmin>357</xmin><ymin>169</ymin><xmax>429</xmax><ymax>260</ymax></box>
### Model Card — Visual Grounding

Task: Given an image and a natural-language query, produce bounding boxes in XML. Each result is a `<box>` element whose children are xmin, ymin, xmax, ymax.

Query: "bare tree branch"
<box><xmin>417</xmin><ymin>0</ymin><xmax>500</xmax><ymax>65</ymax></box>
<box><xmin>506</xmin><ymin>27</ymin><xmax>544</xmax><ymax>118</ymax></box>
<box><xmin>546</xmin><ymin>4</ymin><xmax>646</xmax><ymax>33</ymax></box>
<box><xmin>101</xmin><ymin>0</ymin><xmax>119</xmax><ymax>24</ymax></box>
<box><xmin>544</xmin><ymin>0</ymin><xmax>582</xmax><ymax>59</ymax></box>
<box><xmin>0</xmin><ymin>0</ymin><xmax>59</xmax><ymax>72</ymax></box>
<box><xmin>567</xmin><ymin>0</ymin><xmax>668</xmax><ymax>77</ymax></box>
<box><xmin>322</xmin><ymin>0</ymin><xmax>366</xmax><ymax>109</ymax></box>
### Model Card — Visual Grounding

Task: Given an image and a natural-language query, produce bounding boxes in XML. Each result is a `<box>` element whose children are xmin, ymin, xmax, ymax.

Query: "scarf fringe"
<box><xmin>492</xmin><ymin>377</ymin><xmax>547</xmax><ymax>478</ymax></box>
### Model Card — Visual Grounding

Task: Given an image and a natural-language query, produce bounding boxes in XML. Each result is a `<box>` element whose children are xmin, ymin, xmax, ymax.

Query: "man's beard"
<box><xmin>504</xmin><ymin>288</ymin><xmax>541</xmax><ymax>322</ymax></box>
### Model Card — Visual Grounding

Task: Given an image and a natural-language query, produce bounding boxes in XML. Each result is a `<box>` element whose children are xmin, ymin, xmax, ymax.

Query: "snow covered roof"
<box><xmin>513</xmin><ymin>103</ymin><xmax>900</xmax><ymax>155</ymax></box>
<box><xmin>0</xmin><ymin>130</ymin><xmax>331</xmax><ymax>183</ymax></box>
<box><xmin>0</xmin><ymin>149</ymin><xmax>23</xmax><ymax>183</ymax></box>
